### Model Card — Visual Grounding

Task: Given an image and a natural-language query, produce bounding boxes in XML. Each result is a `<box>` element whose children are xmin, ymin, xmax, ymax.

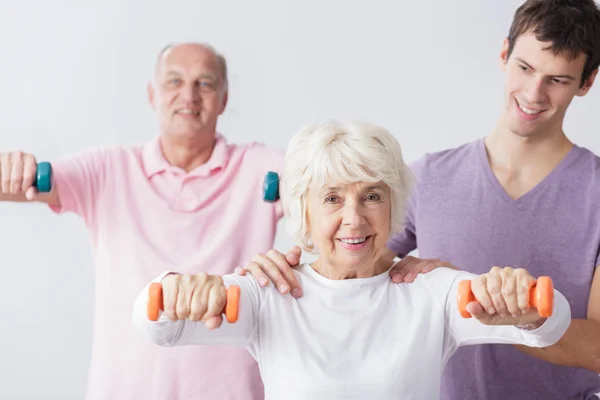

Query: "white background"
<box><xmin>0</xmin><ymin>0</ymin><xmax>599</xmax><ymax>398</ymax></box>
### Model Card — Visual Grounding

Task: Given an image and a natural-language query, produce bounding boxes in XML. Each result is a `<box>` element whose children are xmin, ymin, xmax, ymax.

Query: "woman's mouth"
<box><xmin>337</xmin><ymin>236</ymin><xmax>372</xmax><ymax>250</ymax></box>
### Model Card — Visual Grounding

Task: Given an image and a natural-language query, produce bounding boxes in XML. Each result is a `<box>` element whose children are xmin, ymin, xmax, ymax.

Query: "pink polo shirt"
<box><xmin>50</xmin><ymin>134</ymin><xmax>284</xmax><ymax>400</ymax></box>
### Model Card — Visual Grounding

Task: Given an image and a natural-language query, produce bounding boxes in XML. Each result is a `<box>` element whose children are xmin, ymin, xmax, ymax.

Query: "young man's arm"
<box><xmin>513</xmin><ymin>267</ymin><xmax>600</xmax><ymax>373</ymax></box>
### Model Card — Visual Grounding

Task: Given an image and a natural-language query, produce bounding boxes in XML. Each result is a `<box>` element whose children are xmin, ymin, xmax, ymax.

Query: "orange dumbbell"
<box><xmin>457</xmin><ymin>276</ymin><xmax>554</xmax><ymax>318</ymax></box>
<box><xmin>147</xmin><ymin>282</ymin><xmax>241</xmax><ymax>323</ymax></box>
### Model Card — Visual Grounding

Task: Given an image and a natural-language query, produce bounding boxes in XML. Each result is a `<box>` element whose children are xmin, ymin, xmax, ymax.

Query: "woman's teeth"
<box><xmin>340</xmin><ymin>237</ymin><xmax>367</xmax><ymax>244</ymax></box>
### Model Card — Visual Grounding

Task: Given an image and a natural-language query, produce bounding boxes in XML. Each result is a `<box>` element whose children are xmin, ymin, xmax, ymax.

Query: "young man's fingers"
<box><xmin>266</xmin><ymin>249</ymin><xmax>302</xmax><ymax>297</ymax></box>
<box><xmin>249</xmin><ymin>254</ymin><xmax>290</xmax><ymax>294</ymax></box>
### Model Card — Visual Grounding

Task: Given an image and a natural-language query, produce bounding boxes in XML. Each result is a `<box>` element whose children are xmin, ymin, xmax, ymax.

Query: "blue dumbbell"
<box><xmin>263</xmin><ymin>171</ymin><xmax>280</xmax><ymax>202</ymax></box>
<box><xmin>34</xmin><ymin>162</ymin><xmax>53</xmax><ymax>193</ymax></box>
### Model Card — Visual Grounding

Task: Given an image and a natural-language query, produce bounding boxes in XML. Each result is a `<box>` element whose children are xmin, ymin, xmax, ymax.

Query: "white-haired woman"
<box><xmin>132</xmin><ymin>121</ymin><xmax>570</xmax><ymax>400</ymax></box>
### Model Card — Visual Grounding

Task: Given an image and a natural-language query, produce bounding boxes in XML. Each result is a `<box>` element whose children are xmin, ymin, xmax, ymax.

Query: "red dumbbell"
<box><xmin>457</xmin><ymin>276</ymin><xmax>554</xmax><ymax>318</ymax></box>
<box><xmin>147</xmin><ymin>282</ymin><xmax>240</xmax><ymax>323</ymax></box>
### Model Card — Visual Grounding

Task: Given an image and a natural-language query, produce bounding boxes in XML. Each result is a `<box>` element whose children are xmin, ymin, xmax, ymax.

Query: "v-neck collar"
<box><xmin>477</xmin><ymin>138</ymin><xmax>582</xmax><ymax>206</ymax></box>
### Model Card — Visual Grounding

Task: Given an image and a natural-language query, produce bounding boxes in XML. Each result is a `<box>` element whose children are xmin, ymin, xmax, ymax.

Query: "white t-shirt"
<box><xmin>133</xmin><ymin>265</ymin><xmax>571</xmax><ymax>400</ymax></box>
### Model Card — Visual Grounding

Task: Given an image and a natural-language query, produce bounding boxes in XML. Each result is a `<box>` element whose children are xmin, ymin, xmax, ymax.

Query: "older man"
<box><xmin>0</xmin><ymin>43</ymin><xmax>287</xmax><ymax>399</ymax></box>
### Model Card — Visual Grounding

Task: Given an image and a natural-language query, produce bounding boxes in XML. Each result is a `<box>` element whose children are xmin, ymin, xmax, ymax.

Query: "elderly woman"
<box><xmin>132</xmin><ymin>121</ymin><xmax>570</xmax><ymax>399</ymax></box>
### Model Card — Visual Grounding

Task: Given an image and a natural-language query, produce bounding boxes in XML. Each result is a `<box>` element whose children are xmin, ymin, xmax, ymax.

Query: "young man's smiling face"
<box><xmin>499</xmin><ymin>31</ymin><xmax>597</xmax><ymax>139</ymax></box>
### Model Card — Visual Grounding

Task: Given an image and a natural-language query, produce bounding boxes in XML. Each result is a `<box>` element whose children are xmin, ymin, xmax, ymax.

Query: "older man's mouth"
<box><xmin>176</xmin><ymin>108</ymin><xmax>200</xmax><ymax>116</ymax></box>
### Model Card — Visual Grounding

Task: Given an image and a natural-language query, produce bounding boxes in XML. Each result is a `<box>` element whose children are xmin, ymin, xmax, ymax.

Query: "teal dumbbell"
<box><xmin>263</xmin><ymin>171</ymin><xmax>280</xmax><ymax>202</ymax></box>
<box><xmin>34</xmin><ymin>162</ymin><xmax>53</xmax><ymax>193</ymax></box>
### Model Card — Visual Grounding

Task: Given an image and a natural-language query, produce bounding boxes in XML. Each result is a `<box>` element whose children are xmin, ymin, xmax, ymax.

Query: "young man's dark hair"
<box><xmin>507</xmin><ymin>0</ymin><xmax>600</xmax><ymax>86</ymax></box>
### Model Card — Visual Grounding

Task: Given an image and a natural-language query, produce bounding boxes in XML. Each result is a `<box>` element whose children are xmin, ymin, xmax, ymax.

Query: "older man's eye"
<box><xmin>325</xmin><ymin>196</ymin><xmax>339</xmax><ymax>203</ymax></box>
<box><xmin>199</xmin><ymin>80</ymin><xmax>216</xmax><ymax>90</ymax></box>
<box><xmin>167</xmin><ymin>78</ymin><xmax>181</xmax><ymax>85</ymax></box>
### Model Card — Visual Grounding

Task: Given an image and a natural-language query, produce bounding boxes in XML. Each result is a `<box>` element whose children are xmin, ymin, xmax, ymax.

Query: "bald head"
<box><xmin>155</xmin><ymin>42</ymin><xmax>228</xmax><ymax>90</ymax></box>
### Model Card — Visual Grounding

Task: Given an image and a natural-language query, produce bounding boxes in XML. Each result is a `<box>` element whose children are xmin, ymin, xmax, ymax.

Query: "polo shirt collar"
<box><xmin>142</xmin><ymin>133</ymin><xmax>229</xmax><ymax>178</ymax></box>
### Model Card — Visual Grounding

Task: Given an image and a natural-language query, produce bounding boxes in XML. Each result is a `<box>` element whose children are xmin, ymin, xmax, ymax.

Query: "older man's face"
<box><xmin>149</xmin><ymin>44</ymin><xmax>228</xmax><ymax>140</ymax></box>
<box><xmin>307</xmin><ymin>181</ymin><xmax>391</xmax><ymax>274</ymax></box>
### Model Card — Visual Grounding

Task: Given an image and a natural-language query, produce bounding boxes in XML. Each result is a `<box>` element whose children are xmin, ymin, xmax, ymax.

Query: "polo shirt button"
<box><xmin>183</xmin><ymin>196</ymin><xmax>197</xmax><ymax>209</ymax></box>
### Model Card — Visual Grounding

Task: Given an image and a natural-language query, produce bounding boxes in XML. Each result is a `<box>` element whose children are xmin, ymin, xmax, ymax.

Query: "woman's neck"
<box><xmin>310</xmin><ymin>257</ymin><xmax>391</xmax><ymax>280</ymax></box>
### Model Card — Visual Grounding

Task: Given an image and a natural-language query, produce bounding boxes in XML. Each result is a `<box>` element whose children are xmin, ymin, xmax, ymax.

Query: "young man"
<box><xmin>246</xmin><ymin>1</ymin><xmax>600</xmax><ymax>399</ymax></box>
<box><xmin>0</xmin><ymin>43</ymin><xmax>286</xmax><ymax>399</ymax></box>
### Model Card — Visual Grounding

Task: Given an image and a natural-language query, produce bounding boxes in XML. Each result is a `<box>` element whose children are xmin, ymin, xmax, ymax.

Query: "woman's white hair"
<box><xmin>281</xmin><ymin>120</ymin><xmax>414</xmax><ymax>253</ymax></box>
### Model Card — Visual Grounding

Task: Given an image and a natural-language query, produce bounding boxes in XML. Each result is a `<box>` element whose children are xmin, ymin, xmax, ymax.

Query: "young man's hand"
<box><xmin>236</xmin><ymin>246</ymin><xmax>303</xmax><ymax>298</ymax></box>
<box><xmin>238</xmin><ymin>246</ymin><xmax>460</xmax><ymax>298</ymax></box>
<box><xmin>389</xmin><ymin>255</ymin><xmax>459</xmax><ymax>283</ymax></box>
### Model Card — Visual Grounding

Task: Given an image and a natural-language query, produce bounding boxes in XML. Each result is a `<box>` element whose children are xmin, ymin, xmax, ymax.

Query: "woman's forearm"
<box><xmin>132</xmin><ymin>273</ymin><xmax>259</xmax><ymax>348</ymax></box>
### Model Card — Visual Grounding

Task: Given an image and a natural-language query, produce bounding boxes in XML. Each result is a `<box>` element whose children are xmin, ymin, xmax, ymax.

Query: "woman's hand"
<box><xmin>160</xmin><ymin>272</ymin><xmax>227</xmax><ymax>330</ymax></box>
<box><xmin>468</xmin><ymin>266</ymin><xmax>547</xmax><ymax>328</ymax></box>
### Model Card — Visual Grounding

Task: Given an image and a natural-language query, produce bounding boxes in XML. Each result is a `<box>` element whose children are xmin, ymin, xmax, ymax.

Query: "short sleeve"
<box><xmin>49</xmin><ymin>147</ymin><xmax>108</xmax><ymax>227</ymax></box>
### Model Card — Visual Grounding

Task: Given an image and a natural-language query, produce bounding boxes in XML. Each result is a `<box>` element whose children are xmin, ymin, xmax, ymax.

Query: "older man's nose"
<box><xmin>181</xmin><ymin>83</ymin><xmax>200</xmax><ymax>102</ymax></box>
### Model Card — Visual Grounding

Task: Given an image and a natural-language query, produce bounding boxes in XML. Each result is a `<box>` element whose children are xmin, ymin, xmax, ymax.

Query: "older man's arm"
<box><xmin>0</xmin><ymin>151</ymin><xmax>61</xmax><ymax>205</ymax></box>
<box><xmin>513</xmin><ymin>266</ymin><xmax>600</xmax><ymax>373</ymax></box>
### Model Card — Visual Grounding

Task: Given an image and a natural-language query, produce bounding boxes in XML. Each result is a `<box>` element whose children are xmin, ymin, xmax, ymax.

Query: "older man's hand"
<box><xmin>236</xmin><ymin>247</ymin><xmax>304</xmax><ymax>298</ymax></box>
<box><xmin>389</xmin><ymin>255</ymin><xmax>459</xmax><ymax>283</ymax></box>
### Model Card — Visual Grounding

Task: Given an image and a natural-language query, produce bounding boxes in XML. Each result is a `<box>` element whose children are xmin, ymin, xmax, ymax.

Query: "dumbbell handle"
<box><xmin>263</xmin><ymin>171</ymin><xmax>280</xmax><ymax>202</ymax></box>
<box><xmin>34</xmin><ymin>162</ymin><xmax>53</xmax><ymax>193</ymax></box>
<box><xmin>147</xmin><ymin>282</ymin><xmax>240</xmax><ymax>323</ymax></box>
<box><xmin>457</xmin><ymin>276</ymin><xmax>554</xmax><ymax>318</ymax></box>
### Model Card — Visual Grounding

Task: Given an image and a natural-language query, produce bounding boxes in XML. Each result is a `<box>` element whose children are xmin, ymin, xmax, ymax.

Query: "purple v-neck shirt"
<box><xmin>388</xmin><ymin>138</ymin><xmax>600</xmax><ymax>400</ymax></box>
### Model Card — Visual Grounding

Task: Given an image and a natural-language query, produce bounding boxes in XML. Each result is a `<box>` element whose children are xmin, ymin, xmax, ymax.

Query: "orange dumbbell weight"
<box><xmin>457</xmin><ymin>276</ymin><xmax>554</xmax><ymax>318</ymax></box>
<box><xmin>147</xmin><ymin>282</ymin><xmax>241</xmax><ymax>323</ymax></box>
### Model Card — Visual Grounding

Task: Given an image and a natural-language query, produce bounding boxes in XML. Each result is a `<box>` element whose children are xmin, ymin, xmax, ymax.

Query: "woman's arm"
<box><xmin>441</xmin><ymin>268</ymin><xmax>571</xmax><ymax>349</ymax></box>
<box><xmin>132</xmin><ymin>272</ymin><xmax>262</xmax><ymax>350</ymax></box>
